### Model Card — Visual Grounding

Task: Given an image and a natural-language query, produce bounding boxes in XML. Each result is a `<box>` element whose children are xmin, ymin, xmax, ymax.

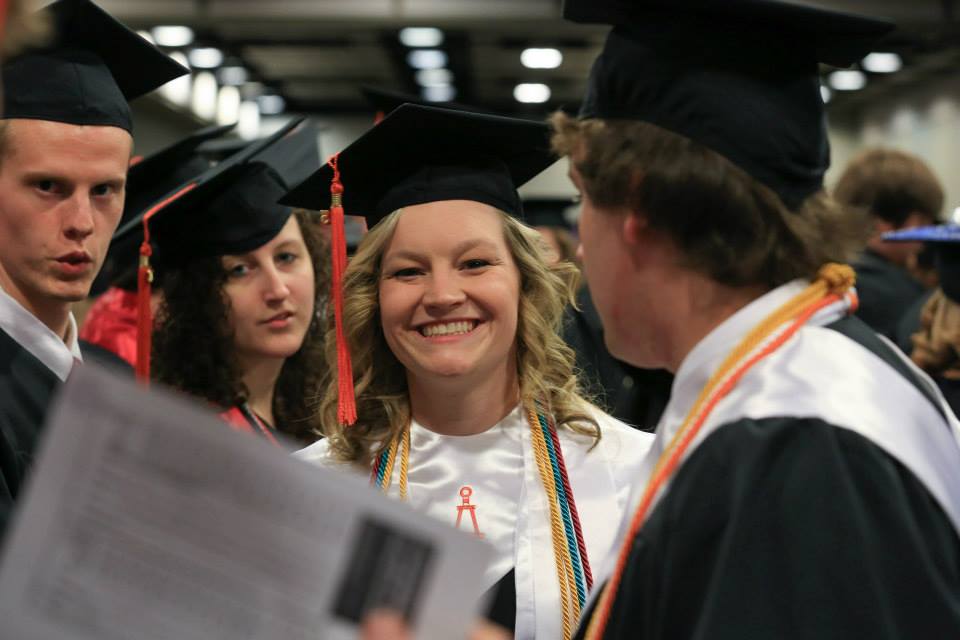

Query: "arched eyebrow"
<box><xmin>385</xmin><ymin>238</ymin><xmax>502</xmax><ymax>264</ymax></box>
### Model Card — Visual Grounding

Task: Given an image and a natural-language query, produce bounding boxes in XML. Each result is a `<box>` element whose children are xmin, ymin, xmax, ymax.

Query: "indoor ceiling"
<box><xmin>94</xmin><ymin>0</ymin><xmax>959</xmax><ymax>119</ymax></box>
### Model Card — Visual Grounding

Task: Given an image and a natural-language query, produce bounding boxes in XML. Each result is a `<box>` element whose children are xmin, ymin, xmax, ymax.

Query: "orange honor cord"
<box><xmin>585</xmin><ymin>264</ymin><xmax>856</xmax><ymax>640</ymax></box>
<box><xmin>327</xmin><ymin>154</ymin><xmax>357</xmax><ymax>425</ymax></box>
<box><xmin>135</xmin><ymin>182</ymin><xmax>200</xmax><ymax>384</ymax></box>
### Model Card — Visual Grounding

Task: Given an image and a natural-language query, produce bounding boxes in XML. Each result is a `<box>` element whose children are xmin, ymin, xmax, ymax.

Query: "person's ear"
<box><xmin>622</xmin><ymin>210</ymin><xmax>649</xmax><ymax>247</ymax></box>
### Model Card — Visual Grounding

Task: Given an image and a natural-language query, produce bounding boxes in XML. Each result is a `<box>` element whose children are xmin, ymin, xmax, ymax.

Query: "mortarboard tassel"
<box><xmin>135</xmin><ymin>239</ymin><xmax>152</xmax><ymax>383</ymax></box>
<box><xmin>327</xmin><ymin>153</ymin><xmax>358</xmax><ymax>426</ymax></box>
<box><xmin>135</xmin><ymin>183</ymin><xmax>199</xmax><ymax>384</ymax></box>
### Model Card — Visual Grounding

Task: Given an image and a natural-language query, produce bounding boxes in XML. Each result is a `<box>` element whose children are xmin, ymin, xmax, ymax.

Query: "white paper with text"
<box><xmin>0</xmin><ymin>365</ymin><xmax>492</xmax><ymax>640</ymax></box>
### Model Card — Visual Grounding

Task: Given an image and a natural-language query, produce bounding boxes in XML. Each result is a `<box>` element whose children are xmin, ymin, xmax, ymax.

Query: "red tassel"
<box><xmin>327</xmin><ymin>154</ymin><xmax>357</xmax><ymax>425</ymax></box>
<box><xmin>135</xmin><ymin>182</ymin><xmax>200</xmax><ymax>385</ymax></box>
<box><xmin>135</xmin><ymin>241</ymin><xmax>153</xmax><ymax>384</ymax></box>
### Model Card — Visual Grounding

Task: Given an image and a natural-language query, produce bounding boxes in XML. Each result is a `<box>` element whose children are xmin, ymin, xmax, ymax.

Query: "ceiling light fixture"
<box><xmin>514</xmin><ymin>83</ymin><xmax>551</xmax><ymax>104</ymax></box>
<box><xmin>828</xmin><ymin>70</ymin><xmax>867</xmax><ymax>91</ymax></box>
<box><xmin>407</xmin><ymin>49</ymin><xmax>448</xmax><ymax>70</ymax></box>
<box><xmin>416</xmin><ymin>68</ymin><xmax>454</xmax><ymax>87</ymax></box>
<box><xmin>257</xmin><ymin>94</ymin><xmax>286</xmax><ymax>116</ymax></box>
<box><xmin>152</xmin><ymin>25</ymin><xmax>194</xmax><ymax>48</ymax></box>
<box><xmin>862</xmin><ymin>52</ymin><xmax>902</xmax><ymax>74</ymax></box>
<box><xmin>191</xmin><ymin>72</ymin><xmax>218</xmax><ymax>120</ymax></box>
<box><xmin>422</xmin><ymin>85</ymin><xmax>456</xmax><ymax>102</ymax></box>
<box><xmin>159</xmin><ymin>51</ymin><xmax>191</xmax><ymax>106</ymax></box>
<box><xmin>521</xmin><ymin>48</ymin><xmax>563</xmax><ymax>69</ymax></box>
<box><xmin>238</xmin><ymin>101</ymin><xmax>261</xmax><ymax>140</ymax></box>
<box><xmin>217</xmin><ymin>86</ymin><xmax>240</xmax><ymax>126</ymax></box>
<box><xmin>218</xmin><ymin>66</ymin><xmax>249</xmax><ymax>86</ymax></box>
<box><xmin>399</xmin><ymin>27</ymin><xmax>444</xmax><ymax>48</ymax></box>
<box><xmin>188</xmin><ymin>47</ymin><xmax>224</xmax><ymax>69</ymax></box>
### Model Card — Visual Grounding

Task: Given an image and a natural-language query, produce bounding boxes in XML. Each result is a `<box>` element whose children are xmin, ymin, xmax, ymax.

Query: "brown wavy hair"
<box><xmin>833</xmin><ymin>148</ymin><xmax>944</xmax><ymax>227</ymax></box>
<box><xmin>319</xmin><ymin>207</ymin><xmax>600</xmax><ymax>464</ymax></box>
<box><xmin>152</xmin><ymin>209</ymin><xmax>330</xmax><ymax>444</ymax></box>
<box><xmin>550</xmin><ymin>113</ymin><xmax>869</xmax><ymax>289</ymax></box>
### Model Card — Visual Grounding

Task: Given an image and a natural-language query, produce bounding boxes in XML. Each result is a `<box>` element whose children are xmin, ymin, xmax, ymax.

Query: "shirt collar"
<box><xmin>665</xmin><ymin>278</ymin><xmax>854</xmax><ymax>435</ymax></box>
<box><xmin>0</xmin><ymin>284</ymin><xmax>82</xmax><ymax>381</ymax></box>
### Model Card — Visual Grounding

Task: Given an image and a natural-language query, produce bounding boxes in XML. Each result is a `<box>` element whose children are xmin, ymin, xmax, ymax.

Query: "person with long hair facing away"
<box><xmin>285</xmin><ymin>104</ymin><xmax>653</xmax><ymax>639</ymax></box>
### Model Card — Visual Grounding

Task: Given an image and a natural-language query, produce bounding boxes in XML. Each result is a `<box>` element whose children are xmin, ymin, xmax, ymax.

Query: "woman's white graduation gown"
<box><xmin>296</xmin><ymin>405</ymin><xmax>652</xmax><ymax>639</ymax></box>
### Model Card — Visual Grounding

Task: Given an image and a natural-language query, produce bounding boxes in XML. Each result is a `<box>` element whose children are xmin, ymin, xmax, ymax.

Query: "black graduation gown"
<box><xmin>933</xmin><ymin>377</ymin><xmax>960</xmax><ymax>424</ymax></box>
<box><xmin>853</xmin><ymin>249</ymin><xmax>926</xmax><ymax>341</ymax></box>
<box><xmin>893</xmin><ymin>289</ymin><xmax>933</xmax><ymax>354</ymax></box>
<box><xmin>579</xmin><ymin>419</ymin><xmax>960</xmax><ymax>639</ymax></box>
<box><xmin>576</xmin><ymin>313</ymin><xmax>960</xmax><ymax>639</ymax></box>
<box><xmin>0</xmin><ymin>328</ymin><xmax>61</xmax><ymax>537</ymax></box>
<box><xmin>563</xmin><ymin>286</ymin><xmax>672</xmax><ymax>432</ymax></box>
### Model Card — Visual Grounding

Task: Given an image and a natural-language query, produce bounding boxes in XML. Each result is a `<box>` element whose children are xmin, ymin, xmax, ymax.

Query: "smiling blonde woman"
<box><xmin>286</xmin><ymin>105</ymin><xmax>653</xmax><ymax>640</ymax></box>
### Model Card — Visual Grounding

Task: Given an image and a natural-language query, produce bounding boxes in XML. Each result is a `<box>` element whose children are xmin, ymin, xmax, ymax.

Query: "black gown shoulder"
<box><xmin>0</xmin><ymin>328</ymin><xmax>60</xmax><ymax>537</ymax></box>
<box><xmin>853</xmin><ymin>250</ymin><xmax>926</xmax><ymax>341</ymax></box>
<box><xmin>584</xmin><ymin>417</ymin><xmax>960</xmax><ymax>639</ymax></box>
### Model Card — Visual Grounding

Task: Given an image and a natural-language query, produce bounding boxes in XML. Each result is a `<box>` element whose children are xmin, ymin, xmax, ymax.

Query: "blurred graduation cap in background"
<box><xmin>2</xmin><ymin>0</ymin><xmax>188</xmax><ymax>131</ymax></box>
<box><xmin>521</xmin><ymin>198</ymin><xmax>578</xmax><ymax>230</ymax></box>
<box><xmin>562</xmin><ymin>0</ymin><xmax>894</xmax><ymax>209</ymax></box>
<box><xmin>197</xmin><ymin>121</ymin><xmax>322</xmax><ymax>187</ymax></box>
<box><xmin>114</xmin><ymin>119</ymin><xmax>320</xmax><ymax>262</ymax></box>
<box><xmin>885</xmin><ymin>225</ymin><xmax>960</xmax><ymax>303</ymax></box>
<box><xmin>197</xmin><ymin>135</ymin><xmax>249</xmax><ymax>161</ymax></box>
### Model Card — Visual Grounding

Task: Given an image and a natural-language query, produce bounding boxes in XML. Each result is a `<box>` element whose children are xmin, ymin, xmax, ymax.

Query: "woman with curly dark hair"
<box><xmin>150</xmin><ymin>156</ymin><xmax>329</xmax><ymax>446</ymax></box>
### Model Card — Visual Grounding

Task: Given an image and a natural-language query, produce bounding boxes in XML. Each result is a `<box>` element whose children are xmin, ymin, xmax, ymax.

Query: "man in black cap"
<box><xmin>0</xmin><ymin>0</ymin><xmax>186</xmax><ymax>534</ymax></box>
<box><xmin>546</xmin><ymin>2</ymin><xmax>960</xmax><ymax>639</ymax></box>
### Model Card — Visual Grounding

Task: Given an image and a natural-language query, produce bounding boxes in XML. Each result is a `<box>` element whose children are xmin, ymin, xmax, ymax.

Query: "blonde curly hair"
<box><xmin>318</xmin><ymin>206</ymin><xmax>600</xmax><ymax>464</ymax></box>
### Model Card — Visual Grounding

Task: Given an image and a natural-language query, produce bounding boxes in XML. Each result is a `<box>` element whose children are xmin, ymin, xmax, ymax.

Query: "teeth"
<box><xmin>422</xmin><ymin>321</ymin><xmax>475</xmax><ymax>337</ymax></box>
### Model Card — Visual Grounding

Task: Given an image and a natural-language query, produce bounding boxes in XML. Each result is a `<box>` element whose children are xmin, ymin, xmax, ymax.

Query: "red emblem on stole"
<box><xmin>455</xmin><ymin>486</ymin><xmax>484</xmax><ymax>538</ymax></box>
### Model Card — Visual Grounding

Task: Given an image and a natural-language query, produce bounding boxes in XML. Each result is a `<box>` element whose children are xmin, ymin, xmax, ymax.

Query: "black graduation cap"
<box><xmin>198</xmin><ymin>121</ymin><xmax>321</xmax><ymax>186</ymax></box>
<box><xmin>2</xmin><ymin>0</ymin><xmax>188</xmax><ymax>132</ymax></box>
<box><xmin>280</xmin><ymin>104</ymin><xmax>554</xmax><ymax>228</ymax></box>
<box><xmin>150</xmin><ymin>162</ymin><xmax>294</xmax><ymax>263</ymax></box>
<box><xmin>90</xmin><ymin>124</ymin><xmax>235</xmax><ymax>295</ymax></box>
<box><xmin>522</xmin><ymin>198</ymin><xmax>576</xmax><ymax>229</ymax></box>
<box><xmin>197</xmin><ymin>135</ymin><xmax>249</xmax><ymax>161</ymax></box>
<box><xmin>248</xmin><ymin>120</ymin><xmax>322</xmax><ymax>190</ymax></box>
<box><xmin>885</xmin><ymin>225</ymin><xmax>960</xmax><ymax>302</ymax></box>
<box><xmin>128</xmin><ymin>118</ymin><xmax>318</xmax><ymax>265</ymax></box>
<box><xmin>359</xmin><ymin>86</ymin><xmax>489</xmax><ymax>121</ymax></box>
<box><xmin>563</xmin><ymin>0</ymin><xmax>894</xmax><ymax>209</ymax></box>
